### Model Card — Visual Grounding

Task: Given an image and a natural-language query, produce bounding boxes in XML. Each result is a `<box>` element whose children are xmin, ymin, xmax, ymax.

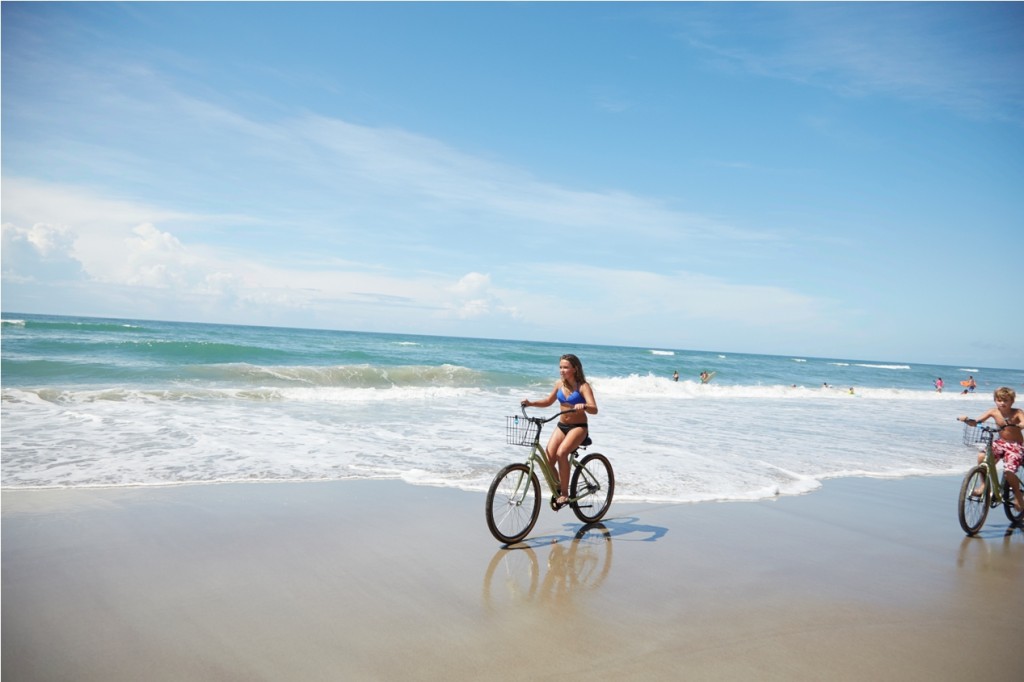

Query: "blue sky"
<box><xmin>2</xmin><ymin>2</ymin><xmax>1022</xmax><ymax>368</ymax></box>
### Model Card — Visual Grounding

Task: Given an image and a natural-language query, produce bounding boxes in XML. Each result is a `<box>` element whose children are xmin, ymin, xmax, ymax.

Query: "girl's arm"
<box><xmin>578</xmin><ymin>382</ymin><xmax>598</xmax><ymax>415</ymax></box>
<box><xmin>522</xmin><ymin>384</ymin><xmax>558</xmax><ymax>408</ymax></box>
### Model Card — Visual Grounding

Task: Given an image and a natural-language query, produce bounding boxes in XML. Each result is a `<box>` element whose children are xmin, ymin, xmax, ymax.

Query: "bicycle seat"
<box><xmin>580</xmin><ymin>436</ymin><xmax>592</xmax><ymax>448</ymax></box>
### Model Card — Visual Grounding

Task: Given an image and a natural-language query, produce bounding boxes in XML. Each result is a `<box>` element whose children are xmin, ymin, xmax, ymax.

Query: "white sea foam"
<box><xmin>0</xmin><ymin>381</ymin><xmax>982</xmax><ymax>502</ymax></box>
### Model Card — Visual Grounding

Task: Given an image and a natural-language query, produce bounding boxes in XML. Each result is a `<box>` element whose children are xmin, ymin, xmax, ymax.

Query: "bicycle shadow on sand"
<box><xmin>503</xmin><ymin>512</ymin><xmax>671</xmax><ymax>548</ymax></box>
<box><xmin>505</xmin><ymin>515</ymin><xmax>669</xmax><ymax>550</ymax></box>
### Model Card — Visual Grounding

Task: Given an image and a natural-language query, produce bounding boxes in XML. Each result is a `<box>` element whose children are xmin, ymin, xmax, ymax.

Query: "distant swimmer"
<box><xmin>700</xmin><ymin>371</ymin><xmax>715</xmax><ymax>384</ymax></box>
<box><xmin>934</xmin><ymin>377</ymin><xmax>944</xmax><ymax>393</ymax></box>
<box><xmin>673</xmin><ymin>370</ymin><xmax>679</xmax><ymax>382</ymax></box>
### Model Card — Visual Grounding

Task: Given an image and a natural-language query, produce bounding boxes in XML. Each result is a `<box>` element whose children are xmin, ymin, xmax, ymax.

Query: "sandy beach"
<box><xmin>3</xmin><ymin>476</ymin><xmax>1022</xmax><ymax>681</ymax></box>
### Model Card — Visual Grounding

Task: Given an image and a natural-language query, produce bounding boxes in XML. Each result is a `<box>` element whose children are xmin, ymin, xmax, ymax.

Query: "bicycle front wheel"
<box><xmin>958</xmin><ymin>465</ymin><xmax>990</xmax><ymax>535</ymax></box>
<box><xmin>486</xmin><ymin>463</ymin><xmax>541</xmax><ymax>544</ymax></box>
<box><xmin>1001</xmin><ymin>476</ymin><xmax>1024</xmax><ymax>526</ymax></box>
<box><xmin>570</xmin><ymin>453</ymin><xmax>614</xmax><ymax>523</ymax></box>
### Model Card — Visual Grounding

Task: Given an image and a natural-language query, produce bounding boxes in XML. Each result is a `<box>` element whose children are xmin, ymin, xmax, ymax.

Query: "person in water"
<box><xmin>521</xmin><ymin>354</ymin><xmax>598</xmax><ymax>509</ymax></box>
<box><xmin>959</xmin><ymin>386</ymin><xmax>1024</xmax><ymax>512</ymax></box>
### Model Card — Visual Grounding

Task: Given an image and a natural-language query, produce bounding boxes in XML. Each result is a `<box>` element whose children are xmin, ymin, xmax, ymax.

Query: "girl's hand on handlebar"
<box><xmin>574</xmin><ymin>403</ymin><xmax>587</xmax><ymax>412</ymax></box>
<box><xmin>521</xmin><ymin>399</ymin><xmax>531</xmax><ymax>407</ymax></box>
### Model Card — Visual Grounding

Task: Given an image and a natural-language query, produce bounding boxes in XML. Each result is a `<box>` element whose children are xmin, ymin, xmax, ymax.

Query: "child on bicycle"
<box><xmin>521</xmin><ymin>354</ymin><xmax>598</xmax><ymax>509</ymax></box>
<box><xmin>959</xmin><ymin>386</ymin><xmax>1024</xmax><ymax>512</ymax></box>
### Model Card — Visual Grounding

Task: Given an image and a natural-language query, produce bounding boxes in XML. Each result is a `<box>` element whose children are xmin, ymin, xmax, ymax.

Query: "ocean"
<box><xmin>3</xmin><ymin>312</ymin><xmax>1021</xmax><ymax>503</ymax></box>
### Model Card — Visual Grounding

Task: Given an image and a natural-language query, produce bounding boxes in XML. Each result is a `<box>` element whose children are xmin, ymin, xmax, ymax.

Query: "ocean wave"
<box><xmin>590</xmin><ymin>373</ymin><xmax>988</xmax><ymax>400</ymax></box>
<box><xmin>648</xmin><ymin>350</ymin><xmax>675</xmax><ymax>356</ymax></box>
<box><xmin>7</xmin><ymin>318</ymin><xmax>148</xmax><ymax>333</ymax></box>
<box><xmin>854</xmin><ymin>363</ymin><xmax>912</xmax><ymax>370</ymax></box>
<box><xmin>189</xmin><ymin>362</ymin><xmax>491</xmax><ymax>388</ymax></box>
<box><xmin>118</xmin><ymin>339</ymin><xmax>294</xmax><ymax>364</ymax></box>
<box><xmin>1</xmin><ymin>383</ymin><xmax>490</xmax><ymax>405</ymax></box>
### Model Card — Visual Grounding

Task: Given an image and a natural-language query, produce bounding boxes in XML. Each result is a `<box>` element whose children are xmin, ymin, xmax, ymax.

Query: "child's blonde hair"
<box><xmin>994</xmin><ymin>386</ymin><xmax>1016</xmax><ymax>404</ymax></box>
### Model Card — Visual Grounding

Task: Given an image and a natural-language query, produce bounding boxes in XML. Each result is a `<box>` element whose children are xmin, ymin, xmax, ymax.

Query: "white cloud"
<box><xmin>443</xmin><ymin>272</ymin><xmax>512</xmax><ymax>320</ymax></box>
<box><xmin>25</xmin><ymin>222</ymin><xmax>75</xmax><ymax>257</ymax></box>
<box><xmin>1</xmin><ymin>174</ymin><xmax>840</xmax><ymax>346</ymax></box>
<box><xmin>1</xmin><ymin>222</ymin><xmax>85</xmax><ymax>283</ymax></box>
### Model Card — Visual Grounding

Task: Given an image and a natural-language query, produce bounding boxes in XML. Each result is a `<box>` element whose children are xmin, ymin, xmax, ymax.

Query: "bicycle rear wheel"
<box><xmin>958</xmin><ymin>465</ymin><xmax>990</xmax><ymax>535</ymax></box>
<box><xmin>1001</xmin><ymin>476</ymin><xmax>1024</xmax><ymax>526</ymax></box>
<box><xmin>486</xmin><ymin>463</ymin><xmax>541</xmax><ymax>544</ymax></box>
<box><xmin>569</xmin><ymin>453</ymin><xmax>614</xmax><ymax>523</ymax></box>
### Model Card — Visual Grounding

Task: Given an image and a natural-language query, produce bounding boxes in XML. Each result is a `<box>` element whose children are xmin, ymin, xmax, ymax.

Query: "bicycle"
<box><xmin>957</xmin><ymin>422</ymin><xmax>1024</xmax><ymax>535</ymax></box>
<box><xmin>485</xmin><ymin>407</ymin><xmax>614</xmax><ymax>544</ymax></box>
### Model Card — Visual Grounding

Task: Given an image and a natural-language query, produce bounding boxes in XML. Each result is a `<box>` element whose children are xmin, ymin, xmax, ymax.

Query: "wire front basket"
<box><xmin>962</xmin><ymin>423</ymin><xmax>986</xmax><ymax>446</ymax></box>
<box><xmin>506</xmin><ymin>415</ymin><xmax>540</xmax><ymax>447</ymax></box>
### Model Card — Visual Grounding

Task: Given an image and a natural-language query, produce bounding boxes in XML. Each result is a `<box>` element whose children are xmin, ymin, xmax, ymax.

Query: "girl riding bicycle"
<box><xmin>521</xmin><ymin>354</ymin><xmax>598</xmax><ymax>509</ymax></box>
<box><xmin>959</xmin><ymin>386</ymin><xmax>1024</xmax><ymax>512</ymax></box>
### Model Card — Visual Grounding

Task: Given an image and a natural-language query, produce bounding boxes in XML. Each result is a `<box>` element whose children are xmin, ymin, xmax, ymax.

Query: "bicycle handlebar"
<box><xmin>959</xmin><ymin>419</ymin><xmax>1001</xmax><ymax>433</ymax></box>
<box><xmin>520</xmin><ymin>404</ymin><xmax>583</xmax><ymax>422</ymax></box>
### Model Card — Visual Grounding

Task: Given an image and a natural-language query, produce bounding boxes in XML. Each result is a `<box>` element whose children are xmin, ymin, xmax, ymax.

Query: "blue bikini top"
<box><xmin>557</xmin><ymin>385</ymin><xmax>586</xmax><ymax>406</ymax></box>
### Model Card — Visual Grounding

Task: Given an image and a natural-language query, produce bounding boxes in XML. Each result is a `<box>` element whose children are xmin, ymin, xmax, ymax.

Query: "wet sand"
<box><xmin>3</xmin><ymin>476</ymin><xmax>1022</xmax><ymax>681</ymax></box>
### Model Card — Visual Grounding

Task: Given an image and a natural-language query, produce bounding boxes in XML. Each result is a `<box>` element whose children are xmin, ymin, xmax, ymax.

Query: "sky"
<box><xmin>2</xmin><ymin>2</ymin><xmax>1022</xmax><ymax>368</ymax></box>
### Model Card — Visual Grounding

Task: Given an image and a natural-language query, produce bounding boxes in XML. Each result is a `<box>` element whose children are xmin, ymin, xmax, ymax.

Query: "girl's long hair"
<box><xmin>561</xmin><ymin>353</ymin><xmax>587</xmax><ymax>388</ymax></box>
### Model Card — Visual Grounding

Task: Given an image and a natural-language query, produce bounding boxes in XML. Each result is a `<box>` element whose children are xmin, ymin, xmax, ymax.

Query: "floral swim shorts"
<box><xmin>993</xmin><ymin>439</ymin><xmax>1024</xmax><ymax>474</ymax></box>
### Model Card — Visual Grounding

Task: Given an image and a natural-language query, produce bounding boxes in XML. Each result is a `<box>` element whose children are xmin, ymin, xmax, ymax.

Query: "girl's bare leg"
<box><xmin>554</xmin><ymin>431</ymin><xmax>587</xmax><ymax>503</ymax></box>
<box><xmin>547</xmin><ymin>429</ymin><xmax>587</xmax><ymax>504</ymax></box>
<box><xmin>546</xmin><ymin>431</ymin><xmax>566</xmax><ymax>499</ymax></box>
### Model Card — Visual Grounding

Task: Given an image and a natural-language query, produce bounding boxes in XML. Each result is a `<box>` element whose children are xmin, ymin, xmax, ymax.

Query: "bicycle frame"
<box><xmin>980</xmin><ymin>433</ymin><xmax>1006</xmax><ymax>506</ymax></box>
<box><xmin>521</xmin><ymin>438</ymin><xmax>588</xmax><ymax>503</ymax></box>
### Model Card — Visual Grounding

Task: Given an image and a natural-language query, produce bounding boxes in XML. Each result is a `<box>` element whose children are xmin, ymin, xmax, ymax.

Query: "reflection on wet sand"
<box><xmin>482</xmin><ymin>516</ymin><xmax>670</xmax><ymax>614</ymax></box>
<box><xmin>483</xmin><ymin>524</ymin><xmax>611</xmax><ymax>613</ymax></box>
